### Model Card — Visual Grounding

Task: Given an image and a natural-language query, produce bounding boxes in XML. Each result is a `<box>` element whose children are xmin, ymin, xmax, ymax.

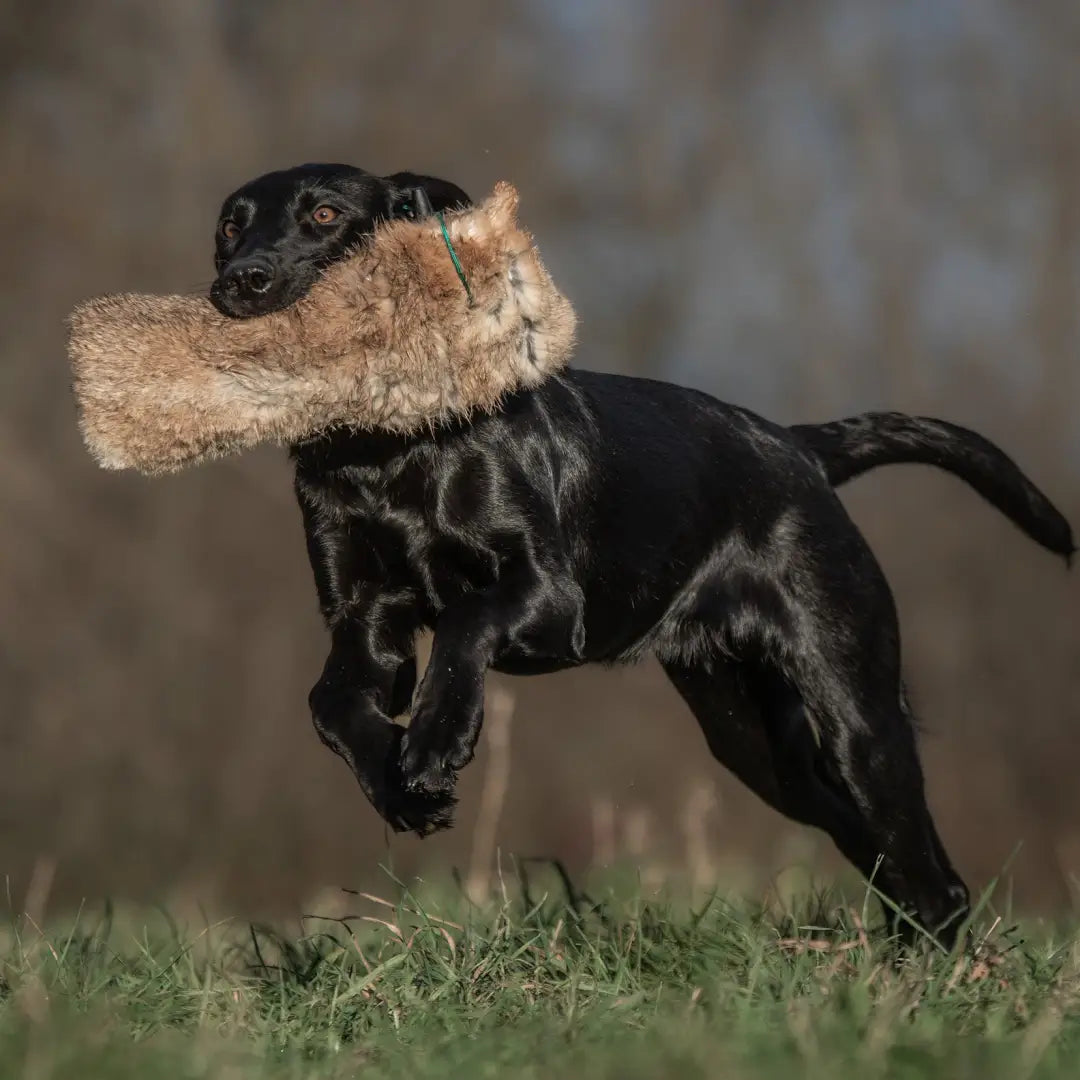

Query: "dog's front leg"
<box><xmin>309</xmin><ymin>606</ymin><xmax>454</xmax><ymax>835</ymax></box>
<box><xmin>399</xmin><ymin>559</ymin><xmax>585</xmax><ymax>797</ymax></box>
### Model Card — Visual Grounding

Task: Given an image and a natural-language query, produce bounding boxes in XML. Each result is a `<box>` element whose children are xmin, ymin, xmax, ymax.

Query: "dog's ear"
<box><xmin>385</xmin><ymin>172</ymin><xmax>472</xmax><ymax>221</ymax></box>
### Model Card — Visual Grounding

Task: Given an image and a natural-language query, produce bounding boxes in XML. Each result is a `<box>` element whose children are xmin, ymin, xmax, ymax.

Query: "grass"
<box><xmin>3</xmin><ymin>866</ymin><xmax>1080</xmax><ymax>1079</ymax></box>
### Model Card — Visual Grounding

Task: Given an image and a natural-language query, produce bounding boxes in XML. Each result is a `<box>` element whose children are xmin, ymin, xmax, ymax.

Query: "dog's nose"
<box><xmin>222</xmin><ymin>258</ymin><xmax>275</xmax><ymax>296</ymax></box>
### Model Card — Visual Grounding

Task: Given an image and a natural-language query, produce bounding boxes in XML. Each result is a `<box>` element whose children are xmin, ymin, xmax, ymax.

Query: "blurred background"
<box><xmin>1</xmin><ymin>0</ymin><xmax>1077</xmax><ymax>920</ymax></box>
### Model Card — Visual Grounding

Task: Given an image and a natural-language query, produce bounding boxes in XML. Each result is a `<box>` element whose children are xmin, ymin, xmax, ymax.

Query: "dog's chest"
<box><xmin>311</xmin><ymin>461</ymin><xmax>499</xmax><ymax>615</ymax></box>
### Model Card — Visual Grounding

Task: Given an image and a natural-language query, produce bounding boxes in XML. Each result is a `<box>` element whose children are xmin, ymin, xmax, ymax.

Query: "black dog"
<box><xmin>211</xmin><ymin>163</ymin><xmax>1074</xmax><ymax>945</ymax></box>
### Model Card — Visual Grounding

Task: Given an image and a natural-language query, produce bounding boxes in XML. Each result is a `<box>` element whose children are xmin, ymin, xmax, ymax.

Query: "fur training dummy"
<box><xmin>67</xmin><ymin>183</ymin><xmax>577</xmax><ymax>475</ymax></box>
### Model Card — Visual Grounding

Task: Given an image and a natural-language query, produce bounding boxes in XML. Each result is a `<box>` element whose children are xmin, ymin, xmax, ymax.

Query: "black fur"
<box><xmin>792</xmin><ymin>413</ymin><xmax>1074</xmax><ymax>562</ymax></box>
<box><xmin>212</xmin><ymin>164</ymin><xmax>1074</xmax><ymax>947</ymax></box>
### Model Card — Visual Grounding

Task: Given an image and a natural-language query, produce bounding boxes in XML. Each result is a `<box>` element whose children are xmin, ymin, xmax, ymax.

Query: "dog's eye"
<box><xmin>220</xmin><ymin>220</ymin><xmax>241</xmax><ymax>241</ymax></box>
<box><xmin>312</xmin><ymin>206</ymin><xmax>339</xmax><ymax>225</ymax></box>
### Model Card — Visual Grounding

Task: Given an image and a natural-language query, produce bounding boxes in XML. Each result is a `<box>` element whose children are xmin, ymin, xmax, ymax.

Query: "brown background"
<box><xmin>1</xmin><ymin>1</ymin><xmax>1077</xmax><ymax>918</ymax></box>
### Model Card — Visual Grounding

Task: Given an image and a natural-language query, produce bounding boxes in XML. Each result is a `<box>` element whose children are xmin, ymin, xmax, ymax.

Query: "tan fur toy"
<box><xmin>68</xmin><ymin>183</ymin><xmax>577</xmax><ymax>475</ymax></box>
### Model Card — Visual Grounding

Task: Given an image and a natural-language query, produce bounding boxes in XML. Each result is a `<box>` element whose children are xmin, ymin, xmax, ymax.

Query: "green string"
<box><xmin>436</xmin><ymin>211</ymin><xmax>473</xmax><ymax>304</ymax></box>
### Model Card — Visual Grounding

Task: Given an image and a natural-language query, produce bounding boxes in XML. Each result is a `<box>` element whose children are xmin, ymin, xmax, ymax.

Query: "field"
<box><xmin>3</xmin><ymin>870</ymin><xmax>1080</xmax><ymax>1080</ymax></box>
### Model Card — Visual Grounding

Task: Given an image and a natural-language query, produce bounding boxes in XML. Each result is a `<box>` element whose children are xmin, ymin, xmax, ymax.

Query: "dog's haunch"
<box><xmin>67</xmin><ymin>183</ymin><xmax>577</xmax><ymax>475</ymax></box>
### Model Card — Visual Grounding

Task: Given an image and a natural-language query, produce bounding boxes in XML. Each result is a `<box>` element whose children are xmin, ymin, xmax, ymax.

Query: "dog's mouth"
<box><xmin>210</xmin><ymin>251</ymin><xmax>328</xmax><ymax>319</ymax></box>
<box><xmin>209</xmin><ymin>277</ymin><xmax>311</xmax><ymax>320</ymax></box>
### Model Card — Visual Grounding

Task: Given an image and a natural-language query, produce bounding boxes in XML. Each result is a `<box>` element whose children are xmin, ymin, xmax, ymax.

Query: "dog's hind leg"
<box><xmin>667</xmin><ymin>650</ymin><xmax>968</xmax><ymax>947</ymax></box>
<box><xmin>662</xmin><ymin>656</ymin><xmax>786</xmax><ymax>810</ymax></box>
<box><xmin>663</xmin><ymin>655</ymin><xmax>853</xmax><ymax>828</ymax></box>
<box><xmin>664</xmin><ymin>654</ymin><xmax>892</xmax><ymax>881</ymax></box>
<box><xmin>762</xmin><ymin>538</ymin><xmax>971</xmax><ymax>945</ymax></box>
<box><xmin>751</xmin><ymin>659</ymin><xmax>968</xmax><ymax>947</ymax></box>
<box><xmin>664</xmin><ymin>524</ymin><xmax>970</xmax><ymax>946</ymax></box>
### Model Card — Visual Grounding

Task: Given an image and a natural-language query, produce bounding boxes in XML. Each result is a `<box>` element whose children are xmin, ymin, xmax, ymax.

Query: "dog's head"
<box><xmin>210</xmin><ymin>164</ymin><xmax>471</xmax><ymax>318</ymax></box>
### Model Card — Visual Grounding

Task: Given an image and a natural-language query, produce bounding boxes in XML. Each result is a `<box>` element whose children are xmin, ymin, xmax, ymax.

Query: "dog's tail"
<box><xmin>790</xmin><ymin>412</ymin><xmax>1075</xmax><ymax>563</ymax></box>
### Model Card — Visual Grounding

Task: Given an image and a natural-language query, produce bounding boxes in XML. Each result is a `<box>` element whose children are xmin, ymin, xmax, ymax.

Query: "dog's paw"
<box><xmin>398</xmin><ymin>726</ymin><xmax>463</xmax><ymax>796</ymax></box>
<box><xmin>382</xmin><ymin>783</ymin><xmax>457</xmax><ymax>837</ymax></box>
<box><xmin>399</xmin><ymin>698</ymin><xmax>481</xmax><ymax>796</ymax></box>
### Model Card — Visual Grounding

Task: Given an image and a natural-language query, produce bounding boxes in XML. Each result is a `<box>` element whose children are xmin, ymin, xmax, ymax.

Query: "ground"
<box><xmin>2</xmin><ymin>869</ymin><xmax>1079</xmax><ymax>1079</ymax></box>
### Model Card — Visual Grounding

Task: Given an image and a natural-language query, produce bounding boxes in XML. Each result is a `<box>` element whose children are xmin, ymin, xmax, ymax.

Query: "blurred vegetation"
<box><xmin>0</xmin><ymin>0</ymin><xmax>1077</xmax><ymax>918</ymax></box>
